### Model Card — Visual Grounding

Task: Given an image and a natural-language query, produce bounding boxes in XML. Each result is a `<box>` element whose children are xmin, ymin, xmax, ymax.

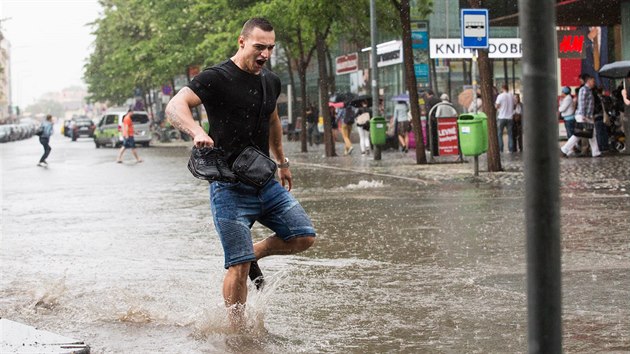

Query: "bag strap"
<box><xmin>249</xmin><ymin>70</ymin><xmax>267</xmax><ymax>148</ymax></box>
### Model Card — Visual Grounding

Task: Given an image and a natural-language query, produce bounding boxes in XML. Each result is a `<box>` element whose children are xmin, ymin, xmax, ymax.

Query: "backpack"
<box><xmin>343</xmin><ymin>106</ymin><xmax>355</xmax><ymax>124</ymax></box>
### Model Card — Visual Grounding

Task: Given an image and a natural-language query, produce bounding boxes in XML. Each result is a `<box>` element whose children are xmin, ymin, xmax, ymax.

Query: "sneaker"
<box><xmin>559</xmin><ymin>149</ymin><xmax>568</xmax><ymax>158</ymax></box>
<box><xmin>188</xmin><ymin>147</ymin><xmax>236</xmax><ymax>182</ymax></box>
<box><xmin>348</xmin><ymin>146</ymin><xmax>354</xmax><ymax>155</ymax></box>
<box><xmin>248</xmin><ymin>261</ymin><xmax>265</xmax><ymax>290</ymax></box>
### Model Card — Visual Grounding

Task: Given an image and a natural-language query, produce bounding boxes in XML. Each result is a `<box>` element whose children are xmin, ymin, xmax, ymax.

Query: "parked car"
<box><xmin>0</xmin><ymin>125</ymin><xmax>12</xmax><ymax>143</ymax></box>
<box><xmin>71</xmin><ymin>117</ymin><xmax>96</xmax><ymax>141</ymax></box>
<box><xmin>93</xmin><ymin>110</ymin><xmax>152</xmax><ymax>148</ymax></box>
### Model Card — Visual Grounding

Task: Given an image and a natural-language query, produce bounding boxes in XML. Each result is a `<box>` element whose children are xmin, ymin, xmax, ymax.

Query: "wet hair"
<box><xmin>46</xmin><ymin>114</ymin><xmax>52</xmax><ymax>121</ymax></box>
<box><xmin>241</xmin><ymin>18</ymin><xmax>274</xmax><ymax>37</ymax></box>
<box><xmin>502</xmin><ymin>84</ymin><xmax>509</xmax><ymax>91</ymax></box>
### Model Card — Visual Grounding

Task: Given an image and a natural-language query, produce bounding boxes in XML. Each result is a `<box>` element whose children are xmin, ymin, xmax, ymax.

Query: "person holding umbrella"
<box><xmin>598</xmin><ymin>61</ymin><xmax>630</xmax><ymax>153</ymax></box>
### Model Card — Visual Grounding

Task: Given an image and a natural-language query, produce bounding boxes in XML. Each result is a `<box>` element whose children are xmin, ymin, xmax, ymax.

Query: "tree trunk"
<box><xmin>316</xmin><ymin>32</ymin><xmax>336</xmax><ymax>157</ymax></box>
<box><xmin>478</xmin><ymin>49</ymin><xmax>502</xmax><ymax>171</ymax></box>
<box><xmin>468</xmin><ymin>0</ymin><xmax>501</xmax><ymax>171</ymax></box>
<box><xmin>399</xmin><ymin>0</ymin><xmax>427</xmax><ymax>164</ymax></box>
<box><xmin>325</xmin><ymin>45</ymin><xmax>336</xmax><ymax>94</ymax></box>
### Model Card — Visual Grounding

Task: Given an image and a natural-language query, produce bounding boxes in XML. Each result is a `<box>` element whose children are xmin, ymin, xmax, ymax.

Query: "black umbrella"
<box><xmin>331</xmin><ymin>92</ymin><xmax>356</xmax><ymax>103</ymax></box>
<box><xmin>348</xmin><ymin>95</ymin><xmax>372</xmax><ymax>107</ymax></box>
<box><xmin>598</xmin><ymin>61</ymin><xmax>630</xmax><ymax>79</ymax></box>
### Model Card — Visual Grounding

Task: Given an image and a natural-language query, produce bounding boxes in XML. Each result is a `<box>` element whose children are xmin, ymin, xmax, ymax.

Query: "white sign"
<box><xmin>430</xmin><ymin>38</ymin><xmax>522</xmax><ymax>59</ymax></box>
<box><xmin>335</xmin><ymin>53</ymin><xmax>359</xmax><ymax>75</ymax></box>
<box><xmin>377</xmin><ymin>40</ymin><xmax>403</xmax><ymax>67</ymax></box>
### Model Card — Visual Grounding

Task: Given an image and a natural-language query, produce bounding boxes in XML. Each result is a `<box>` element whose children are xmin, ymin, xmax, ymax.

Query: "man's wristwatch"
<box><xmin>278</xmin><ymin>157</ymin><xmax>290</xmax><ymax>169</ymax></box>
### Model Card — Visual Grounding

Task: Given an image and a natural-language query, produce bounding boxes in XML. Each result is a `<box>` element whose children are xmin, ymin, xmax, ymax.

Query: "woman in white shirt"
<box><xmin>558</xmin><ymin>86</ymin><xmax>576</xmax><ymax>139</ymax></box>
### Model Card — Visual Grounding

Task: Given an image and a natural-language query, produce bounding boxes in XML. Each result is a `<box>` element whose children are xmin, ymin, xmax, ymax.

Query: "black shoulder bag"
<box><xmin>231</xmin><ymin>71</ymin><xmax>278</xmax><ymax>188</ymax></box>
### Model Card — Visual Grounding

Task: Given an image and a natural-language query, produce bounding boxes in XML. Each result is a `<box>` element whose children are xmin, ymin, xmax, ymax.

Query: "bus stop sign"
<box><xmin>461</xmin><ymin>9</ymin><xmax>489</xmax><ymax>49</ymax></box>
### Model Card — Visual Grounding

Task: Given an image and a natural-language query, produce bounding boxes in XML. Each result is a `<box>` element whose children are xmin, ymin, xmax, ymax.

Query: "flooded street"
<box><xmin>1</xmin><ymin>134</ymin><xmax>629</xmax><ymax>353</ymax></box>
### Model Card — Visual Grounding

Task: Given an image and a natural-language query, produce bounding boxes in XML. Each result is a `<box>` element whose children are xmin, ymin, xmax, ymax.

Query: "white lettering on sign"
<box><xmin>439</xmin><ymin>126</ymin><xmax>458</xmax><ymax>137</ymax></box>
<box><xmin>336</xmin><ymin>53</ymin><xmax>359</xmax><ymax>75</ymax></box>
<box><xmin>430</xmin><ymin>38</ymin><xmax>522</xmax><ymax>59</ymax></box>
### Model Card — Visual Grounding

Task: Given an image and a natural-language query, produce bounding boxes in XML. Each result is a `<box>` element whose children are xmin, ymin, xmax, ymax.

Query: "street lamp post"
<box><xmin>370</xmin><ymin>0</ymin><xmax>381</xmax><ymax>160</ymax></box>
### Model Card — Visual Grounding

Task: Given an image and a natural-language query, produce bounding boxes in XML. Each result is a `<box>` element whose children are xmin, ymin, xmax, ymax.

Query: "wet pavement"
<box><xmin>1</xmin><ymin>130</ymin><xmax>629</xmax><ymax>353</ymax></box>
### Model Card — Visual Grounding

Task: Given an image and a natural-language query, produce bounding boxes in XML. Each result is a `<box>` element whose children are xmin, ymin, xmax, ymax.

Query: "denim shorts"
<box><xmin>123</xmin><ymin>136</ymin><xmax>136</xmax><ymax>148</ymax></box>
<box><xmin>210</xmin><ymin>179</ymin><xmax>316</xmax><ymax>269</ymax></box>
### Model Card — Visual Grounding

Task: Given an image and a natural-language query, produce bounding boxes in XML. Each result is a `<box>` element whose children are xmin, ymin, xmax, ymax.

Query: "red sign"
<box><xmin>557</xmin><ymin>32</ymin><xmax>584</xmax><ymax>59</ymax></box>
<box><xmin>437</xmin><ymin>117</ymin><xmax>459</xmax><ymax>156</ymax></box>
<box><xmin>335</xmin><ymin>53</ymin><xmax>358</xmax><ymax>75</ymax></box>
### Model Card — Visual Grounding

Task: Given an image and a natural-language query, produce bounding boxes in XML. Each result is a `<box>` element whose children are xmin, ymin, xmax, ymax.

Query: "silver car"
<box><xmin>94</xmin><ymin>110</ymin><xmax>152</xmax><ymax>148</ymax></box>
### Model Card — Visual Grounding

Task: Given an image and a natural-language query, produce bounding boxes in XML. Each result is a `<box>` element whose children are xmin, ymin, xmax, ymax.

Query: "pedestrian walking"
<box><xmin>329</xmin><ymin>105</ymin><xmax>339</xmax><ymax>142</ymax></box>
<box><xmin>340</xmin><ymin>104</ymin><xmax>355</xmax><ymax>155</ymax></box>
<box><xmin>512</xmin><ymin>93</ymin><xmax>523</xmax><ymax>152</ymax></box>
<box><xmin>394</xmin><ymin>100</ymin><xmax>410</xmax><ymax>152</ymax></box>
<box><xmin>495</xmin><ymin>84</ymin><xmax>516</xmax><ymax>153</ymax></box>
<box><xmin>593</xmin><ymin>86</ymin><xmax>609</xmax><ymax>152</ymax></box>
<box><xmin>356</xmin><ymin>100</ymin><xmax>371</xmax><ymax>155</ymax></box>
<box><xmin>165</xmin><ymin>17</ymin><xmax>316</xmax><ymax>329</ymax></box>
<box><xmin>305</xmin><ymin>104</ymin><xmax>320</xmax><ymax>146</ymax></box>
<box><xmin>561</xmin><ymin>74</ymin><xmax>601</xmax><ymax>158</ymax></box>
<box><xmin>116</xmin><ymin>109</ymin><xmax>143</xmax><ymax>163</ymax></box>
<box><xmin>425</xmin><ymin>90</ymin><xmax>441</xmax><ymax>156</ymax></box>
<box><xmin>559</xmin><ymin>86</ymin><xmax>576</xmax><ymax>139</ymax></box>
<box><xmin>37</xmin><ymin>114</ymin><xmax>54</xmax><ymax>167</ymax></box>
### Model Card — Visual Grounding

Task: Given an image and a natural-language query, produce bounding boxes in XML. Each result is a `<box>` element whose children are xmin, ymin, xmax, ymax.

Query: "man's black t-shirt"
<box><xmin>187</xmin><ymin>59</ymin><xmax>281</xmax><ymax>164</ymax></box>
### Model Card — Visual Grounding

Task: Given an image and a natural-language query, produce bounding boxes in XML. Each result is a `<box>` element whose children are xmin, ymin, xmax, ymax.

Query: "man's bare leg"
<box><xmin>131</xmin><ymin>148</ymin><xmax>142</xmax><ymax>162</ymax></box>
<box><xmin>253</xmin><ymin>235</ymin><xmax>316</xmax><ymax>259</ymax></box>
<box><xmin>116</xmin><ymin>147</ymin><xmax>126</xmax><ymax>162</ymax></box>
<box><xmin>223</xmin><ymin>236</ymin><xmax>314</xmax><ymax>328</ymax></box>
<box><xmin>223</xmin><ymin>262</ymin><xmax>249</xmax><ymax>330</ymax></box>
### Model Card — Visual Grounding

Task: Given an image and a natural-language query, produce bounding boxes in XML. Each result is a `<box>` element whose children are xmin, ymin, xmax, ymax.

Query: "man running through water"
<box><xmin>166</xmin><ymin>18</ymin><xmax>316</xmax><ymax>328</ymax></box>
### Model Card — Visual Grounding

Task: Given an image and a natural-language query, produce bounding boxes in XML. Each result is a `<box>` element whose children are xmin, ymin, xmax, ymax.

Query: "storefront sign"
<box><xmin>336</xmin><ymin>53</ymin><xmax>359</xmax><ymax>75</ymax></box>
<box><xmin>437</xmin><ymin>117</ymin><xmax>459</xmax><ymax>156</ymax></box>
<box><xmin>557</xmin><ymin>30</ymin><xmax>585</xmax><ymax>59</ymax></box>
<box><xmin>430</xmin><ymin>38</ymin><xmax>522</xmax><ymax>59</ymax></box>
<box><xmin>377</xmin><ymin>41</ymin><xmax>403</xmax><ymax>67</ymax></box>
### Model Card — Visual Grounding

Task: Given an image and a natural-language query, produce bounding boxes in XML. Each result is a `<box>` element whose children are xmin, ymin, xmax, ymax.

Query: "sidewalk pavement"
<box><xmin>153</xmin><ymin>137</ymin><xmax>630</xmax><ymax>191</ymax></box>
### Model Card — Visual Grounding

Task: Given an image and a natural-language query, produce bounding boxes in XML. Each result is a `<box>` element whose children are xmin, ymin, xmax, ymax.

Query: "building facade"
<box><xmin>0</xmin><ymin>30</ymin><xmax>11</xmax><ymax>123</ymax></box>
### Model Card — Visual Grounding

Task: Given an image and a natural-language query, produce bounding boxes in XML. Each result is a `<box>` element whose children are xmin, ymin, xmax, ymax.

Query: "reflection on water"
<box><xmin>1</xmin><ymin>140</ymin><xmax>628</xmax><ymax>352</ymax></box>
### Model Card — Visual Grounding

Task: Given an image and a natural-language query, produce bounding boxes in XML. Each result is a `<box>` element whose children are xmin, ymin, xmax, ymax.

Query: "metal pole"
<box><xmin>288</xmin><ymin>84</ymin><xmax>293</xmax><ymax>127</ymax></box>
<box><xmin>472</xmin><ymin>50</ymin><xmax>478</xmax><ymax>114</ymax></box>
<box><xmin>370</xmin><ymin>0</ymin><xmax>382</xmax><ymax>160</ymax></box>
<box><xmin>518</xmin><ymin>0</ymin><xmax>562</xmax><ymax>353</ymax></box>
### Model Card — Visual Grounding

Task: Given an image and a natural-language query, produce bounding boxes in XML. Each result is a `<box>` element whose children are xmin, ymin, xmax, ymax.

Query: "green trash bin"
<box><xmin>475</xmin><ymin>112</ymin><xmax>488</xmax><ymax>153</ymax></box>
<box><xmin>458</xmin><ymin>114</ymin><xmax>484</xmax><ymax>156</ymax></box>
<box><xmin>370</xmin><ymin>116</ymin><xmax>388</xmax><ymax>146</ymax></box>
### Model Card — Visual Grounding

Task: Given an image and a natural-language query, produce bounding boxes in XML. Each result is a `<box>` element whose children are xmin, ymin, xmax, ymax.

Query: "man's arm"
<box><xmin>166</xmin><ymin>87</ymin><xmax>213</xmax><ymax>147</ymax></box>
<box><xmin>269</xmin><ymin>107</ymin><xmax>292</xmax><ymax>191</ymax></box>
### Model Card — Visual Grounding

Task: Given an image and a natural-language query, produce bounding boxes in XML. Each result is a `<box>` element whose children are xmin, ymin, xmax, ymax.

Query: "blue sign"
<box><xmin>411</xmin><ymin>30</ymin><xmax>428</xmax><ymax>50</ymax></box>
<box><xmin>414</xmin><ymin>64</ymin><xmax>429</xmax><ymax>83</ymax></box>
<box><xmin>460</xmin><ymin>9</ymin><xmax>489</xmax><ymax>49</ymax></box>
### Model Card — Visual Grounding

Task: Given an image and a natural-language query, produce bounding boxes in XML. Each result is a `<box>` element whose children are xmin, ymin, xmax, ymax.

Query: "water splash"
<box><xmin>345</xmin><ymin>180</ymin><xmax>385</xmax><ymax>189</ymax></box>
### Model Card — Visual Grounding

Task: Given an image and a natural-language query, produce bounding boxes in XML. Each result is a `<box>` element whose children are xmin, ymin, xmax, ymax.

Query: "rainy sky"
<box><xmin>1</xmin><ymin>0</ymin><xmax>101</xmax><ymax>108</ymax></box>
